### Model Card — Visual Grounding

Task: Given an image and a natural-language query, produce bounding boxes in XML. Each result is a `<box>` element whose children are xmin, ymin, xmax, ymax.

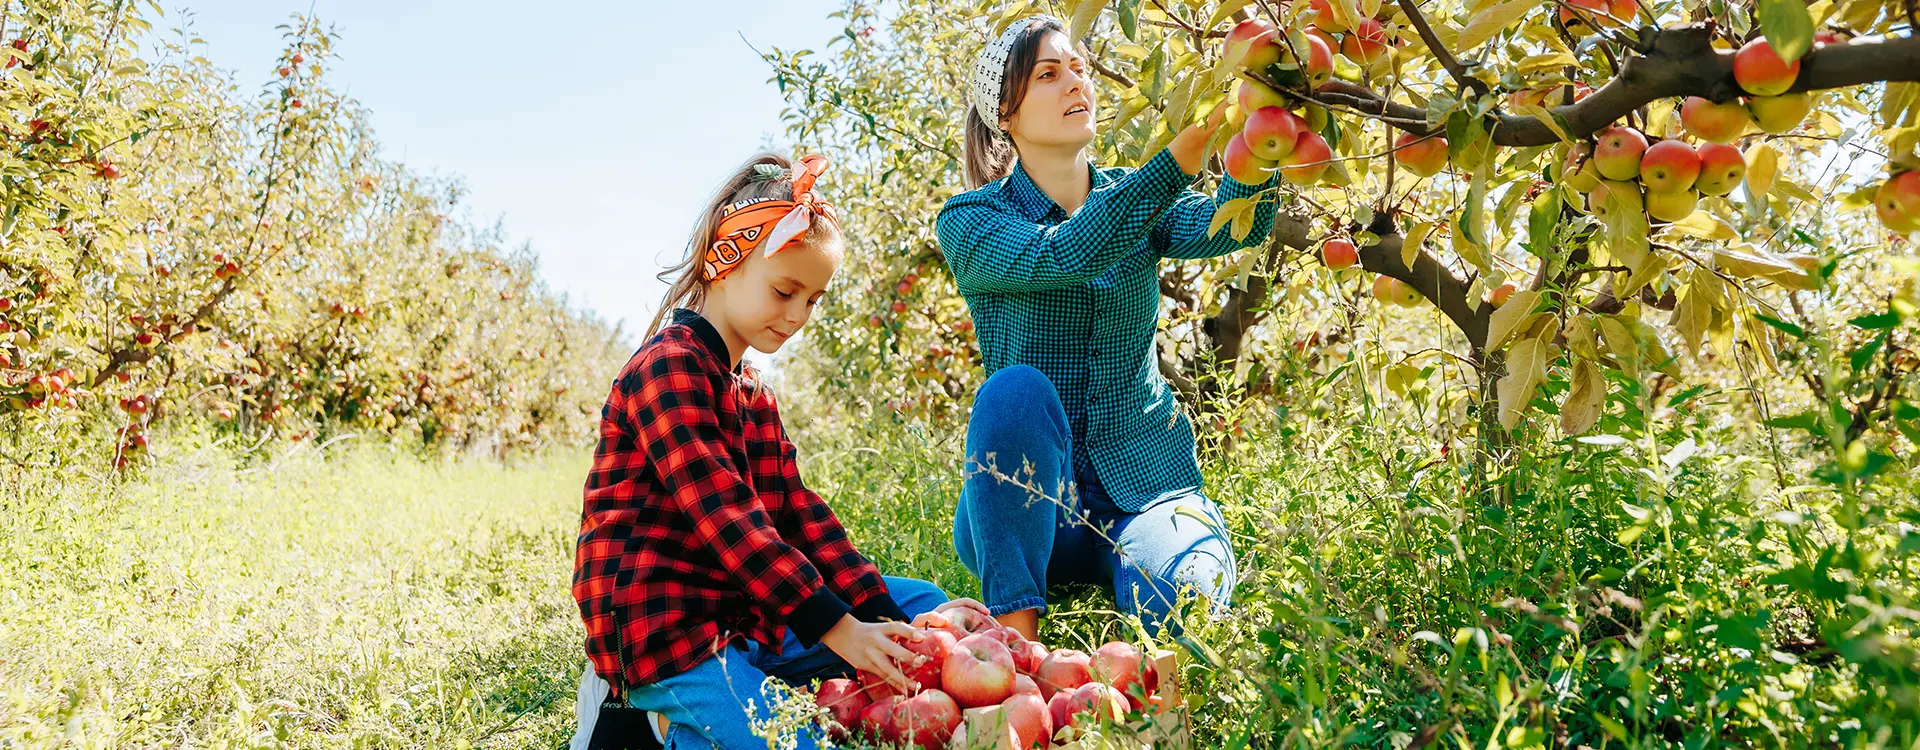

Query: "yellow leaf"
<box><xmin>1661</xmin><ymin>212</ymin><xmax>1740</xmax><ymax>241</ymax></box>
<box><xmin>1771</xmin><ymin>178</ymin><xmax>1818</xmax><ymax>204</ymax></box>
<box><xmin>1743</xmin><ymin>313</ymin><xmax>1781</xmax><ymax>374</ymax></box>
<box><xmin>1567</xmin><ymin>314</ymin><xmax>1600</xmax><ymax>361</ymax></box>
<box><xmin>1516</xmin><ymin>53</ymin><xmax>1578</xmax><ymax>74</ymax></box>
<box><xmin>1713</xmin><ymin>245</ymin><xmax>1800</xmax><ymax>278</ymax></box>
<box><xmin>1485</xmin><ymin>290</ymin><xmax>1542</xmax><ymax>351</ymax></box>
<box><xmin>1837</xmin><ymin>183</ymin><xmax>1879</xmax><ymax>211</ymax></box>
<box><xmin>1116</xmin><ymin>43</ymin><xmax>1151</xmax><ymax>58</ymax></box>
<box><xmin>1164</xmin><ymin>76</ymin><xmax>1198</xmax><ymax>129</ymax></box>
<box><xmin>1329</xmin><ymin>0</ymin><xmax>1363</xmax><ymax>33</ymax></box>
<box><xmin>1671</xmin><ymin>275</ymin><xmax>1713</xmax><ymax>354</ymax></box>
<box><xmin>1514</xmin><ymin>103</ymin><xmax>1575</xmax><ymax>143</ymax></box>
<box><xmin>1597</xmin><ymin>315</ymin><xmax>1639</xmax><ymax>375</ymax></box>
<box><xmin>1745</xmin><ymin>142</ymin><xmax>1778</xmax><ymax>198</ymax></box>
<box><xmin>1231</xmin><ymin>203</ymin><xmax>1256</xmax><ymax>241</ymax></box>
<box><xmin>1207</xmin><ymin>0</ymin><xmax>1256</xmax><ymax>28</ymax></box>
<box><xmin>1208</xmin><ymin>197</ymin><xmax>1257</xmax><ymax>238</ymax></box>
<box><xmin>1403</xmin><ymin>221</ymin><xmax>1437</xmax><ymax>269</ymax></box>
<box><xmin>1562</xmin><ymin>358</ymin><xmax>1606</xmax><ymax>434</ymax></box>
<box><xmin>1497</xmin><ymin>334</ymin><xmax>1550</xmax><ymax>429</ymax></box>
<box><xmin>1457</xmin><ymin>0</ymin><xmax>1538</xmax><ymax>53</ymax></box>
<box><xmin>1070</xmin><ymin>0</ymin><xmax>1108</xmax><ymax>42</ymax></box>
<box><xmin>1618</xmin><ymin>246</ymin><xmax>1667</xmax><ymax>297</ymax></box>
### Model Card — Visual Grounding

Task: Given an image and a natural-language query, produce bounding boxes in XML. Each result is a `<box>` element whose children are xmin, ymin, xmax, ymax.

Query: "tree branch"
<box><xmin>1088</xmin><ymin>53</ymin><xmax>1135</xmax><ymax>89</ymax></box>
<box><xmin>1396</xmin><ymin>0</ymin><xmax>1485</xmax><ymax>95</ymax></box>
<box><xmin>1310</xmin><ymin>28</ymin><xmax>1920</xmax><ymax>146</ymax></box>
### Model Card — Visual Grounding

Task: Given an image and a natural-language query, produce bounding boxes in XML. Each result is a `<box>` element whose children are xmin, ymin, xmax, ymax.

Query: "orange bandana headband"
<box><xmin>703</xmin><ymin>154</ymin><xmax>839</xmax><ymax>283</ymax></box>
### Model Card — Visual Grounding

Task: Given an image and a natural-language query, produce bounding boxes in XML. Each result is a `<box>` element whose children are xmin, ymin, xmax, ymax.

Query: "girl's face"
<box><xmin>706</xmin><ymin>235</ymin><xmax>841</xmax><ymax>361</ymax></box>
<box><xmin>1003</xmin><ymin>31</ymin><xmax>1096</xmax><ymax>152</ymax></box>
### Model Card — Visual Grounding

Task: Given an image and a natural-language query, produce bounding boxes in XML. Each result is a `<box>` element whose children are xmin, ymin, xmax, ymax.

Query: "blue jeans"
<box><xmin>952</xmin><ymin>365</ymin><xmax>1236</xmax><ymax>635</ymax></box>
<box><xmin>623</xmin><ymin>576</ymin><xmax>947</xmax><ymax>750</ymax></box>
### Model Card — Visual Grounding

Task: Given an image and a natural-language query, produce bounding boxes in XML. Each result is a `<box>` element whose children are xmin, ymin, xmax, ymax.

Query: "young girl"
<box><xmin>939</xmin><ymin>17</ymin><xmax>1281</xmax><ymax>640</ymax></box>
<box><xmin>573</xmin><ymin>152</ymin><xmax>985</xmax><ymax>749</ymax></box>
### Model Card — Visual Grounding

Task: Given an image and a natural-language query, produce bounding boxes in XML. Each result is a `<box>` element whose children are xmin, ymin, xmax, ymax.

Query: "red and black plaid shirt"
<box><xmin>574</xmin><ymin>309</ymin><xmax>903</xmax><ymax>688</ymax></box>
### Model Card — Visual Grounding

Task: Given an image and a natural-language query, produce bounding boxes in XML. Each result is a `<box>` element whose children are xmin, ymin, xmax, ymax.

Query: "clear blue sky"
<box><xmin>157</xmin><ymin>1</ymin><xmax>848</xmax><ymax>342</ymax></box>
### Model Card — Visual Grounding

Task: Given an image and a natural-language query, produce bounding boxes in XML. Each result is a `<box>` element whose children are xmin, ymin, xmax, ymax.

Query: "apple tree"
<box><xmin>762</xmin><ymin>0</ymin><xmax>1920</xmax><ymax>737</ymax></box>
<box><xmin>0</xmin><ymin>4</ymin><xmax>624</xmax><ymax>465</ymax></box>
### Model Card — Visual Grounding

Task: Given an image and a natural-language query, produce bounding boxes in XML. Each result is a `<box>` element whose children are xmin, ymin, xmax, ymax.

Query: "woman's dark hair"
<box><xmin>963</xmin><ymin>17</ymin><xmax>1068</xmax><ymax>190</ymax></box>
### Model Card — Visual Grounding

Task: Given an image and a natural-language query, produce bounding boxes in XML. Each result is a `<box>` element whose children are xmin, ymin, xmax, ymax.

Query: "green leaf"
<box><xmin>1528</xmin><ymin>187</ymin><xmax>1562</xmax><ymax>256</ymax></box>
<box><xmin>1754</xmin><ymin>313</ymin><xmax>1806</xmax><ymax>340</ymax></box>
<box><xmin>1849</xmin><ymin>331</ymin><xmax>1886</xmax><ymax>373</ymax></box>
<box><xmin>1849</xmin><ymin>311</ymin><xmax>1901</xmax><ymax>330</ymax></box>
<box><xmin>1757</xmin><ymin>0</ymin><xmax>1815</xmax><ymax>63</ymax></box>
<box><xmin>1593</xmin><ymin>714</ymin><xmax>1629</xmax><ymax>741</ymax></box>
<box><xmin>1116</xmin><ymin>0</ymin><xmax>1139</xmax><ymax>40</ymax></box>
<box><xmin>1764</xmin><ymin>410</ymin><xmax>1821</xmax><ymax>433</ymax></box>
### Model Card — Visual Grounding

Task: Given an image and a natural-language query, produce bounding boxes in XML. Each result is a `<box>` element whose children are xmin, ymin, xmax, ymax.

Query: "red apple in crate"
<box><xmin>943</xmin><ymin>634</ymin><xmax>1018</xmax><ymax>708</ymax></box>
<box><xmin>1011</xmin><ymin>640</ymin><xmax>1049</xmax><ymax>674</ymax></box>
<box><xmin>1049</xmin><ymin>682</ymin><xmax>1128</xmax><ymax>731</ymax></box>
<box><xmin>815</xmin><ymin>678</ymin><xmax>871</xmax><ymax>741</ymax></box>
<box><xmin>1001</xmin><ymin>692</ymin><xmax>1054</xmax><ymax>749</ymax></box>
<box><xmin>904</xmin><ymin>628</ymin><xmax>958</xmax><ymax>689</ymax></box>
<box><xmin>860</xmin><ymin>696</ymin><xmax>901</xmax><ymax>743</ymax></box>
<box><xmin>1035</xmin><ymin>648</ymin><xmax>1093</xmax><ymax>698</ymax></box>
<box><xmin>1012</xmin><ymin>673</ymin><xmax>1040</xmax><ymax>695</ymax></box>
<box><xmin>1092</xmin><ymin>641</ymin><xmax>1159</xmax><ymax>709</ymax></box>
<box><xmin>897</xmin><ymin>689</ymin><xmax>963</xmax><ymax>748</ymax></box>
<box><xmin>979</xmin><ymin>626</ymin><xmax>1023</xmax><ymax>647</ymax></box>
<box><xmin>913</xmin><ymin>609</ymin><xmax>952</xmax><ymax>631</ymax></box>
<box><xmin>944</xmin><ymin>607</ymin><xmax>997</xmax><ymax>637</ymax></box>
<box><xmin>857</xmin><ymin>669</ymin><xmax>902</xmax><ymax>701</ymax></box>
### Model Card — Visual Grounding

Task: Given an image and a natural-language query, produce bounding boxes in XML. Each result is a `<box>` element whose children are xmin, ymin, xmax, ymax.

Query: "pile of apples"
<box><xmin>1216</xmin><ymin>4</ymin><xmax>1404</xmax><ymax>188</ymax></box>
<box><xmin>1557</xmin><ymin>36</ymin><xmax>1841</xmax><ymax>225</ymax></box>
<box><xmin>811</xmin><ymin>609</ymin><xmax>1168</xmax><ymax>749</ymax></box>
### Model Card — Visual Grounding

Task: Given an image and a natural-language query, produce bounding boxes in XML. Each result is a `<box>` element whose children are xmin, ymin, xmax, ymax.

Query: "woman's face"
<box><xmin>1002</xmin><ymin>31</ymin><xmax>1096</xmax><ymax>152</ymax></box>
<box><xmin>708</xmin><ymin>234</ymin><xmax>841</xmax><ymax>359</ymax></box>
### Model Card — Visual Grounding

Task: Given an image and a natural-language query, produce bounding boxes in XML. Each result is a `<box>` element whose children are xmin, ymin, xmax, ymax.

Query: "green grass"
<box><xmin>5</xmin><ymin>381</ymin><xmax>1916</xmax><ymax>748</ymax></box>
<box><xmin>0</xmin><ymin>442</ymin><xmax>588</xmax><ymax>748</ymax></box>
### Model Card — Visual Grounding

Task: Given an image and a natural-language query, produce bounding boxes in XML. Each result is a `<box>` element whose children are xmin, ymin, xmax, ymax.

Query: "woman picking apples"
<box><xmin>936</xmin><ymin>16</ymin><xmax>1281</xmax><ymax>641</ymax></box>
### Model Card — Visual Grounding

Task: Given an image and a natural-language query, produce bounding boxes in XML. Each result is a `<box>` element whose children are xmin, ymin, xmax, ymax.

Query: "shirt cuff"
<box><xmin>850</xmin><ymin>592</ymin><xmax>910</xmax><ymax>623</ymax></box>
<box><xmin>1221</xmin><ymin>167</ymin><xmax>1275</xmax><ymax>196</ymax></box>
<box><xmin>787</xmin><ymin>585</ymin><xmax>853</xmax><ymax>648</ymax></box>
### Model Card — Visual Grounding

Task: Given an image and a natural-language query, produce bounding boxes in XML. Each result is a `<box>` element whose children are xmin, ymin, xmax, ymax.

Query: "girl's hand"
<box><xmin>820</xmin><ymin>615</ymin><xmax>921</xmax><ymax>693</ymax></box>
<box><xmin>1169</xmin><ymin>101</ymin><xmax>1231</xmax><ymax>176</ymax></box>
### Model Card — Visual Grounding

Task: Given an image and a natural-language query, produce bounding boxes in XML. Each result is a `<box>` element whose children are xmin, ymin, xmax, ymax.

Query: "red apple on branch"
<box><xmin>1734</xmin><ymin>38</ymin><xmax>1799</xmax><ymax>97</ymax></box>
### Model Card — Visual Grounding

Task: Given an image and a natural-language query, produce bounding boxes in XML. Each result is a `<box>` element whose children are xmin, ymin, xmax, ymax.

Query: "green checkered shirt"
<box><xmin>936</xmin><ymin>148</ymin><xmax>1278</xmax><ymax>512</ymax></box>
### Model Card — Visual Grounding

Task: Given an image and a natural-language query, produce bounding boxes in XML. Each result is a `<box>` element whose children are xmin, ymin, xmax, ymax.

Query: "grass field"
<box><xmin>4</xmin><ymin>391</ymin><xmax>1915</xmax><ymax>748</ymax></box>
<box><xmin>0</xmin><ymin>441</ymin><xmax>591</xmax><ymax>748</ymax></box>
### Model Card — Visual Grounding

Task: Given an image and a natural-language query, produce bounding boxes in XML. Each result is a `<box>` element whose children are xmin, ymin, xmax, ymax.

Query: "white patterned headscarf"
<box><xmin>970</xmin><ymin>15</ymin><xmax>1065</xmax><ymax>137</ymax></box>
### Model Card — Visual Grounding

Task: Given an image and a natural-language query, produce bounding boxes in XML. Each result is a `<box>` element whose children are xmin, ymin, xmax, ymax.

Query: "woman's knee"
<box><xmin>969</xmin><ymin>366</ymin><xmax>1067</xmax><ymax>443</ymax></box>
<box><xmin>965</xmin><ymin>366</ymin><xmax>1070</xmax><ymax>488</ymax></box>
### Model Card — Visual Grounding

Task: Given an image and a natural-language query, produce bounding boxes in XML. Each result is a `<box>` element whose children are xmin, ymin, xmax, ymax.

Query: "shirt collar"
<box><xmin>1001</xmin><ymin>158</ymin><xmax>1111</xmax><ymax>221</ymax></box>
<box><xmin>669</xmin><ymin>308</ymin><xmax>739</xmax><ymax>372</ymax></box>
